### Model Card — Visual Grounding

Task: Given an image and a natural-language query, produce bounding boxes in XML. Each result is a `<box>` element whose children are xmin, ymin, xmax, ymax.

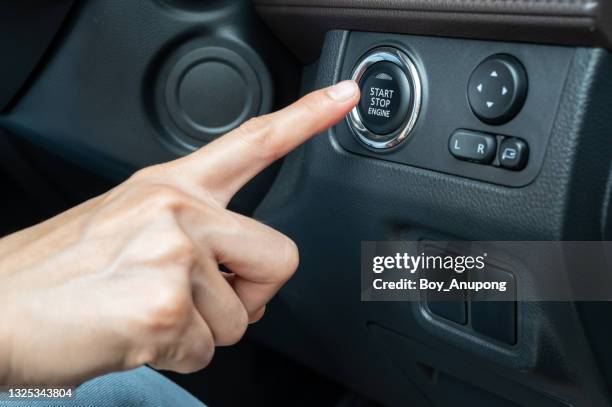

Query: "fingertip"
<box><xmin>326</xmin><ymin>80</ymin><xmax>360</xmax><ymax>103</ymax></box>
<box><xmin>248</xmin><ymin>306</ymin><xmax>266</xmax><ymax>324</ymax></box>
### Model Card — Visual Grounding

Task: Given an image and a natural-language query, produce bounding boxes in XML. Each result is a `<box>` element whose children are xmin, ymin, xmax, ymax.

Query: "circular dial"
<box><xmin>347</xmin><ymin>47</ymin><xmax>422</xmax><ymax>150</ymax></box>
<box><xmin>357</xmin><ymin>61</ymin><xmax>412</xmax><ymax>135</ymax></box>
<box><xmin>467</xmin><ymin>54</ymin><xmax>528</xmax><ymax>125</ymax></box>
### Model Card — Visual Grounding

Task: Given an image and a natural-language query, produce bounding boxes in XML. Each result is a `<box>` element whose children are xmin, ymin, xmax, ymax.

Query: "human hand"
<box><xmin>0</xmin><ymin>81</ymin><xmax>359</xmax><ymax>385</ymax></box>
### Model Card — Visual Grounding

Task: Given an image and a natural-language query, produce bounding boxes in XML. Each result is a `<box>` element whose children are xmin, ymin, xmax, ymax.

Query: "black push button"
<box><xmin>424</xmin><ymin>246</ymin><xmax>467</xmax><ymax>325</ymax></box>
<box><xmin>467</xmin><ymin>54</ymin><xmax>527</xmax><ymax>125</ymax></box>
<box><xmin>428</xmin><ymin>301</ymin><xmax>467</xmax><ymax>325</ymax></box>
<box><xmin>449</xmin><ymin>130</ymin><xmax>496</xmax><ymax>164</ymax></box>
<box><xmin>498</xmin><ymin>138</ymin><xmax>528</xmax><ymax>170</ymax></box>
<box><xmin>471</xmin><ymin>267</ymin><xmax>516</xmax><ymax>345</ymax></box>
<box><xmin>358</xmin><ymin>61</ymin><xmax>412</xmax><ymax>135</ymax></box>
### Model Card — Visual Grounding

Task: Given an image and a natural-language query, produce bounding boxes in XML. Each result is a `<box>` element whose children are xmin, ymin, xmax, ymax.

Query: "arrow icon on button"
<box><xmin>486</xmin><ymin>101</ymin><xmax>494</xmax><ymax>108</ymax></box>
<box><xmin>477</xmin><ymin>83</ymin><xmax>483</xmax><ymax>93</ymax></box>
<box><xmin>490</xmin><ymin>70</ymin><xmax>498</xmax><ymax>77</ymax></box>
<box><xmin>502</xmin><ymin>86</ymin><xmax>508</xmax><ymax>95</ymax></box>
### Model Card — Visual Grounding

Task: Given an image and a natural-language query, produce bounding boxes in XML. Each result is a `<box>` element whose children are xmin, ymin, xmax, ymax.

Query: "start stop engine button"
<box><xmin>348</xmin><ymin>47</ymin><xmax>422</xmax><ymax>150</ymax></box>
<box><xmin>358</xmin><ymin>61</ymin><xmax>412</xmax><ymax>135</ymax></box>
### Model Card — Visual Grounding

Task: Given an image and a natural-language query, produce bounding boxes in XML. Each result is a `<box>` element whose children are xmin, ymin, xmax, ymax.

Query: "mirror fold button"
<box><xmin>498</xmin><ymin>138</ymin><xmax>528</xmax><ymax>170</ymax></box>
<box><xmin>449</xmin><ymin>130</ymin><xmax>496</xmax><ymax>164</ymax></box>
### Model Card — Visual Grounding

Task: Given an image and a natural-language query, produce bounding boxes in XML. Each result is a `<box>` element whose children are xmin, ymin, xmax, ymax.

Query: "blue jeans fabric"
<box><xmin>0</xmin><ymin>367</ymin><xmax>205</xmax><ymax>406</ymax></box>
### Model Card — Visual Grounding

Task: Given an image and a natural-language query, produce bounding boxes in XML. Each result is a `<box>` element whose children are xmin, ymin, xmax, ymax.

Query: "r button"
<box><xmin>449</xmin><ymin>130</ymin><xmax>496</xmax><ymax>164</ymax></box>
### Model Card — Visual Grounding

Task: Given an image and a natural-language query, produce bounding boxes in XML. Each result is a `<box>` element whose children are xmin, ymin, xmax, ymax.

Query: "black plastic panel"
<box><xmin>336</xmin><ymin>32</ymin><xmax>574</xmax><ymax>187</ymax></box>
<box><xmin>0</xmin><ymin>0</ymin><xmax>300</xmax><ymax>214</ymax></box>
<box><xmin>249</xmin><ymin>31</ymin><xmax>612</xmax><ymax>407</ymax></box>
<box><xmin>0</xmin><ymin>0</ymin><xmax>74</xmax><ymax>111</ymax></box>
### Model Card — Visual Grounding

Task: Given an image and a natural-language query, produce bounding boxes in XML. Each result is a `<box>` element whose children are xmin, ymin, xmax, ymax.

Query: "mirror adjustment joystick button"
<box><xmin>467</xmin><ymin>54</ymin><xmax>527</xmax><ymax>125</ymax></box>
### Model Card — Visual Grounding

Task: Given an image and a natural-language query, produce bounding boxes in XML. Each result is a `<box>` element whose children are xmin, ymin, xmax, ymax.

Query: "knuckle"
<box><xmin>249</xmin><ymin>306</ymin><xmax>266</xmax><ymax>324</ymax></box>
<box><xmin>216</xmin><ymin>304</ymin><xmax>249</xmax><ymax>346</ymax></box>
<box><xmin>301</xmin><ymin>96</ymin><xmax>321</xmax><ymax>120</ymax></box>
<box><xmin>236</xmin><ymin>116</ymin><xmax>281</xmax><ymax>160</ymax></box>
<box><xmin>95</xmin><ymin>184</ymin><xmax>186</xmax><ymax>229</ymax></box>
<box><xmin>191</xmin><ymin>341</ymin><xmax>216</xmax><ymax>372</ymax></box>
<box><xmin>216</xmin><ymin>214</ymin><xmax>244</xmax><ymax>240</ymax></box>
<box><xmin>129</xmin><ymin>228</ymin><xmax>196</xmax><ymax>272</ymax></box>
<box><xmin>238</xmin><ymin>116</ymin><xmax>271</xmax><ymax>141</ymax></box>
<box><xmin>143</xmin><ymin>284</ymin><xmax>191</xmax><ymax>334</ymax></box>
<box><xmin>141</xmin><ymin>316</ymin><xmax>215</xmax><ymax>374</ymax></box>
<box><xmin>283</xmin><ymin>237</ymin><xmax>300</xmax><ymax>276</ymax></box>
<box><xmin>170</xmin><ymin>233</ymin><xmax>197</xmax><ymax>264</ymax></box>
<box><xmin>143</xmin><ymin>185</ymin><xmax>184</xmax><ymax>212</ymax></box>
<box><xmin>174</xmin><ymin>341</ymin><xmax>215</xmax><ymax>374</ymax></box>
<box><xmin>125</xmin><ymin>346</ymin><xmax>158</xmax><ymax>370</ymax></box>
<box><xmin>129</xmin><ymin>164</ymin><xmax>164</xmax><ymax>182</ymax></box>
<box><xmin>272</xmin><ymin>235</ymin><xmax>299</xmax><ymax>282</ymax></box>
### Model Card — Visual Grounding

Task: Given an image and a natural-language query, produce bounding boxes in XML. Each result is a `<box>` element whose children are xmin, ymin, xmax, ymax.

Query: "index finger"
<box><xmin>170</xmin><ymin>80</ymin><xmax>360</xmax><ymax>205</ymax></box>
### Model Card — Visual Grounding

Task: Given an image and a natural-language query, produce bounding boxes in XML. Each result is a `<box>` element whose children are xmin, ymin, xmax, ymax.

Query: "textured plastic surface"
<box><xmin>0</xmin><ymin>0</ymin><xmax>299</xmax><ymax>214</ymax></box>
<box><xmin>0</xmin><ymin>1</ymin><xmax>74</xmax><ymax>111</ymax></box>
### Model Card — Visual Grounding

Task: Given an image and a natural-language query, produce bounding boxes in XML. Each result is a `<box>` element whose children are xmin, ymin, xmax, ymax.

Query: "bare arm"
<box><xmin>0</xmin><ymin>81</ymin><xmax>359</xmax><ymax>386</ymax></box>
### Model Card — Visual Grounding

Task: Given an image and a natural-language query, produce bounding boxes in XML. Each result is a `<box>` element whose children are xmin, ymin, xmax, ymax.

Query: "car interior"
<box><xmin>2</xmin><ymin>1</ymin><xmax>612</xmax><ymax>406</ymax></box>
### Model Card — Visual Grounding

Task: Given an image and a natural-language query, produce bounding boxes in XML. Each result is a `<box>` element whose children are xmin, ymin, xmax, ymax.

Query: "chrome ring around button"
<box><xmin>347</xmin><ymin>47</ymin><xmax>422</xmax><ymax>150</ymax></box>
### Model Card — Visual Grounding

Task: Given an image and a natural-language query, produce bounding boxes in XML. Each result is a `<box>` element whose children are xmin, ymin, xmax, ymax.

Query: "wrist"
<box><xmin>0</xmin><ymin>289</ymin><xmax>15</xmax><ymax>384</ymax></box>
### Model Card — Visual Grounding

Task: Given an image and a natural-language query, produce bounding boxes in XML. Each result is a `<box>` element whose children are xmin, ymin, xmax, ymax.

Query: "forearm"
<box><xmin>0</xmin><ymin>197</ymin><xmax>100</xmax><ymax>276</ymax></box>
<box><xmin>0</xmin><ymin>202</ymin><xmax>97</xmax><ymax>384</ymax></box>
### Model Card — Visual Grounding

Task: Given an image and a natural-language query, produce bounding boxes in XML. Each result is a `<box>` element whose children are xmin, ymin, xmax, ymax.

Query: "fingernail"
<box><xmin>327</xmin><ymin>80</ymin><xmax>358</xmax><ymax>102</ymax></box>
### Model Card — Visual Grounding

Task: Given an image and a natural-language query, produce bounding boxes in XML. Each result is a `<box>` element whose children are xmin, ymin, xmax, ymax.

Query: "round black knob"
<box><xmin>357</xmin><ymin>61</ymin><xmax>412</xmax><ymax>135</ymax></box>
<box><xmin>467</xmin><ymin>54</ymin><xmax>528</xmax><ymax>125</ymax></box>
<box><xmin>348</xmin><ymin>47</ymin><xmax>422</xmax><ymax>150</ymax></box>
